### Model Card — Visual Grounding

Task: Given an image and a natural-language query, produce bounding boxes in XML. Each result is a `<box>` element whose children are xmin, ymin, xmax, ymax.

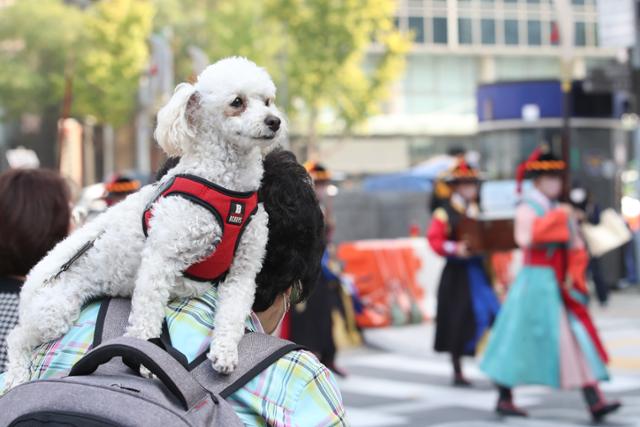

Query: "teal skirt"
<box><xmin>480</xmin><ymin>266</ymin><xmax>608</xmax><ymax>388</ymax></box>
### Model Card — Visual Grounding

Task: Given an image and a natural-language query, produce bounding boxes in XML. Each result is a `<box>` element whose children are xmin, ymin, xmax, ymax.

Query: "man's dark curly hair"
<box><xmin>253</xmin><ymin>149</ymin><xmax>325</xmax><ymax>311</ymax></box>
<box><xmin>155</xmin><ymin>150</ymin><xmax>325</xmax><ymax>312</ymax></box>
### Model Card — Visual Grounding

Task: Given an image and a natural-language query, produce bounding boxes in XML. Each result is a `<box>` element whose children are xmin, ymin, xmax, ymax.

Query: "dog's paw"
<box><xmin>124</xmin><ymin>325</ymin><xmax>154</xmax><ymax>341</ymax></box>
<box><xmin>209</xmin><ymin>346</ymin><xmax>238</xmax><ymax>375</ymax></box>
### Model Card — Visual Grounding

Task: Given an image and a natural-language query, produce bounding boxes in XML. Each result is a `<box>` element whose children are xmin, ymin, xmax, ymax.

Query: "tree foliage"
<box><xmin>152</xmin><ymin>0</ymin><xmax>281</xmax><ymax>81</ymax></box>
<box><xmin>263</xmin><ymin>0</ymin><xmax>410</xmax><ymax>133</ymax></box>
<box><xmin>153</xmin><ymin>0</ymin><xmax>408</xmax><ymax>137</ymax></box>
<box><xmin>0</xmin><ymin>0</ymin><xmax>84</xmax><ymax>117</ymax></box>
<box><xmin>74</xmin><ymin>0</ymin><xmax>154</xmax><ymax>125</ymax></box>
<box><xmin>1</xmin><ymin>0</ymin><xmax>407</xmax><ymax>139</ymax></box>
<box><xmin>0</xmin><ymin>0</ymin><xmax>153</xmax><ymax>126</ymax></box>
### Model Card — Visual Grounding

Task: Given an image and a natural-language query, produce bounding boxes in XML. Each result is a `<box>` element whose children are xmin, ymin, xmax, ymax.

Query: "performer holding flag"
<box><xmin>480</xmin><ymin>145</ymin><xmax>621</xmax><ymax>421</ymax></box>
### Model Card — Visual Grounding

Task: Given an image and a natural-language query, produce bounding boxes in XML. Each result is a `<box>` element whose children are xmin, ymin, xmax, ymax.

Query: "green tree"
<box><xmin>153</xmin><ymin>0</ymin><xmax>281</xmax><ymax>82</ymax></box>
<box><xmin>264</xmin><ymin>0</ymin><xmax>410</xmax><ymax>152</ymax></box>
<box><xmin>1</xmin><ymin>0</ymin><xmax>407</xmax><ymax>158</ymax></box>
<box><xmin>73</xmin><ymin>0</ymin><xmax>154</xmax><ymax>126</ymax></box>
<box><xmin>153</xmin><ymin>0</ymin><xmax>408</xmax><ymax>154</ymax></box>
<box><xmin>0</xmin><ymin>0</ymin><xmax>153</xmax><ymax>127</ymax></box>
<box><xmin>0</xmin><ymin>0</ymin><xmax>84</xmax><ymax>118</ymax></box>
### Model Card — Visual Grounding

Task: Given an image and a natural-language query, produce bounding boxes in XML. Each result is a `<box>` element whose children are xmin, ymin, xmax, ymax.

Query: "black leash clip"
<box><xmin>44</xmin><ymin>232</ymin><xmax>104</xmax><ymax>286</ymax></box>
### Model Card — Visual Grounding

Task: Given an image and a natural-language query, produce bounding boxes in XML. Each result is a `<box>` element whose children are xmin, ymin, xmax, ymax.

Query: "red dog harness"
<box><xmin>142</xmin><ymin>174</ymin><xmax>259</xmax><ymax>283</ymax></box>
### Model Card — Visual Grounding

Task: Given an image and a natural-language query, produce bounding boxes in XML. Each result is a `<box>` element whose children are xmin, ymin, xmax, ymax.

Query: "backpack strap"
<box><xmin>93</xmin><ymin>298</ymin><xmax>131</xmax><ymax>347</ymax></box>
<box><xmin>71</xmin><ymin>336</ymin><xmax>210</xmax><ymax>411</ymax></box>
<box><xmin>91</xmin><ymin>297</ymin><xmax>304</xmax><ymax>398</ymax></box>
<box><xmin>190</xmin><ymin>333</ymin><xmax>304</xmax><ymax>398</ymax></box>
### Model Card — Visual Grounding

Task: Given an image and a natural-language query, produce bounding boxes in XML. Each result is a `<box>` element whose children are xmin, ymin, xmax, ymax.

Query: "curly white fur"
<box><xmin>4</xmin><ymin>57</ymin><xmax>287</xmax><ymax>389</ymax></box>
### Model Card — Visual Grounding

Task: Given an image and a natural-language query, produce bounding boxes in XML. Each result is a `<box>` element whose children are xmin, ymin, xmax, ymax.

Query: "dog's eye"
<box><xmin>230</xmin><ymin>97</ymin><xmax>243</xmax><ymax>108</ymax></box>
<box><xmin>265</xmin><ymin>99</ymin><xmax>270</xmax><ymax>107</ymax></box>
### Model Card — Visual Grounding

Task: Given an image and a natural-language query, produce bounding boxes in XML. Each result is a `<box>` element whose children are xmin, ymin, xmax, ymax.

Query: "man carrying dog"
<box><xmin>0</xmin><ymin>150</ymin><xmax>347</xmax><ymax>426</ymax></box>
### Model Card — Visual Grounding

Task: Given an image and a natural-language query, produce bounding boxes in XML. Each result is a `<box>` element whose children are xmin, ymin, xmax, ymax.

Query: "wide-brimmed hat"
<box><xmin>442</xmin><ymin>159</ymin><xmax>482</xmax><ymax>184</ymax></box>
<box><xmin>516</xmin><ymin>145</ymin><xmax>566</xmax><ymax>193</ymax></box>
<box><xmin>304</xmin><ymin>161</ymin><xmax>331</xmax><ymax>183</ymax></box>
<box><xmin>103</xmin><ymin>174</ymin><xmax>141</xmax><ymax>201</ymax></box>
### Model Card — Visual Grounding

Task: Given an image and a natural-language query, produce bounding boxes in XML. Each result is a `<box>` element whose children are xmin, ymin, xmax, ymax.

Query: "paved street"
<box><xmin>336</xmin><ymin>289</ymin><xmax>640</xmax><ymax>427</ymax></box>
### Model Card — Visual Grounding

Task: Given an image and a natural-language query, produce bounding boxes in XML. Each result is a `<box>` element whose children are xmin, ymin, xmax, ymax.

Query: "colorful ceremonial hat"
<box><xmin>442</xmin><ymin>159</ymin><xmax>482</xmax><ymax>184</ymax></box>
<box><xmin>516</xmin><ymin>145</ymin><xmax>566</xmax><ymax>193</ymax></box>
<box><xmin>304</xmin><ymin>161</ymin><xmax>331</xmax><ymax>182</ymax></box>
<box><xmin>104</xmin><ymin>174</ymin><xmax>141</xmax><ymax>196</ymax></box>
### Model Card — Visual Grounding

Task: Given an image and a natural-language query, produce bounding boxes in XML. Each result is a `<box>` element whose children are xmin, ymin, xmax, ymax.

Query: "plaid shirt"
<box><xmin>0</xmin><ymin>288</ymin><xmax>347</xmax><ymax>426</ymax></box>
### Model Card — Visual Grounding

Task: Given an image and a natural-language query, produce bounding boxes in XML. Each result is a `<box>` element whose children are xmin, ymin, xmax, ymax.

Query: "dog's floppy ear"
<box><xmin>154</xmin><ymin>83</ymin><xmax>201</xmax><ymax>156</ymax></box>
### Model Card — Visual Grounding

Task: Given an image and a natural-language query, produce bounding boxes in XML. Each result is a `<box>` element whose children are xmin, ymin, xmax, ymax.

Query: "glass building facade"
<box><xmin>393</xmin><ymin>0</ymin><xmax>598</xmax><ymax>48</ymax></box>
<box><xmin>382</xmin><ymin>0</ymin><xmax>609</xmax><ymax>121</ymax></box>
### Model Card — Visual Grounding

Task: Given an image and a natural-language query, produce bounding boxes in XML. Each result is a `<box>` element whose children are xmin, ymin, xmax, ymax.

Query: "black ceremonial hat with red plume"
<box><xmin>443</xmin><ymin>159</ymin><xmax>482</xmax><ymax>184</ymax></box>
<box><xmin>515</xmin><ymin>145</ymin><xmax>566</xmax><ymax>193</ymax></box>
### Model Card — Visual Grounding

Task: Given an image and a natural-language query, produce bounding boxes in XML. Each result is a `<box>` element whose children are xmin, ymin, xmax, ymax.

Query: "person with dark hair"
<box><xmin>429</xmin><ymin>147</ymin><xmax>466</xmax><ymax>213</ymax></box>
<box><xmin>0</xmin><ymin>150</ymin><xmax>346</xmax><ymax>426</ymax></box>
<box><xmin>480</xmin><ymin>146</ymin><xmax>620</xmax><ymax>421</ymax></box>
<box><xmin>427</xmin><ymin>159</ymin><xmax>499</xmax><ymax>387</ymax></box>
<box><xmin>0</xmin><ymin>168</ymin><xmax>71</xmax><ymax>371</ymax></box>
<box><xmin>289</xmin><ymin>161</ymin><xmax>347</xmax><ymax>377</ymax></box>
<box><xmin>253</xmin><ymin>153</ymin><xmax>326</xmax><ymax>312</ymax></box>
<box><xmin>569</xmin><ymin>184</ymin><xmax>610</xmax><ymax>305</ymax></box>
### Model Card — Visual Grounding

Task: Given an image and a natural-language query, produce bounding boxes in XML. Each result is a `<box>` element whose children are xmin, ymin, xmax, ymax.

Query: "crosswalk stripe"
<box><xmin>344</xmin><ymin>407</ymin><xmax>409</xmax><ymax>427</ymax></box>
<box><xmin>341</xmin><ymin>351</ymin><xmax>640</xmax><ymax>394</ymax></box>
<box><xmin>341</xmin><ymin>352</ymin><xmax>487</xmax><ymax>380</ymax></box>
<box><xmin>336</xmin><ymin>374</ymin><xmax>542</xmax><ymax>409</ymax></box>
<box><xmin>339</xmin><ymin>350</ymin><xmax>640</xmax><ymax>427</ymax></box>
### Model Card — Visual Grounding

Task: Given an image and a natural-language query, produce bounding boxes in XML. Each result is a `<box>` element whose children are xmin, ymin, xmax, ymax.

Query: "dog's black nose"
<box><xmin>264</xmin><ymin>115</ymin><xmax>281</xmax><ymax>132</ymax></box>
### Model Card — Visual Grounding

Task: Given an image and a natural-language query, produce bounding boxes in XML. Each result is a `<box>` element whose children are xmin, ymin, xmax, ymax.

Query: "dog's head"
<box><xmin>154</xmin><ymin>57</ymin><xmax>286</xmax><ymax>156</ymax></box>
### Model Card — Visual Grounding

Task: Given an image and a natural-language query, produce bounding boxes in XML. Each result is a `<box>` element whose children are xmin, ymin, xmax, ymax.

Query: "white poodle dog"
<box><xmin>4</xmin><ymin>57</ymin><xmax>286</xmax><ymax>389</ymax></box>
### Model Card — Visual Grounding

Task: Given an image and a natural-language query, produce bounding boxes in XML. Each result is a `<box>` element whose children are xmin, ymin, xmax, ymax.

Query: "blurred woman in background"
<box><xmin>480</xmin><ymin>147</ymin><xmax>620</xmax><ymax>421</ymax></box>
<box><xmin>569</xmin><ymin>184</ymin><xmax>611</xmax><ymax>306</ymax></box>
<box><xmin>289</xmin><ymin>161</ymin><xmax>349</xmax><ymax>377</ymax></box>
<box><xmin>0</xmin><ymin>168</ymin><xmax>72</xmax><ymax>371</ymax></box>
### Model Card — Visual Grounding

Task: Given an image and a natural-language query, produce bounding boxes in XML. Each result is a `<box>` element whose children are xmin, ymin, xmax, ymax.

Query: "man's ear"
<box><xmin>154</xmin><ymin>83</ymin><xmax>201</xmax><ymax>157</ymax></box>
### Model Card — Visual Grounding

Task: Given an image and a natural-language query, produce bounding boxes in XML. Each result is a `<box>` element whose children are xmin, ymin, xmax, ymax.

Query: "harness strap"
<box><xmin>142</xmin><ymin>174</ymin><xmax>259</xmax><ymax>283</ymax></box>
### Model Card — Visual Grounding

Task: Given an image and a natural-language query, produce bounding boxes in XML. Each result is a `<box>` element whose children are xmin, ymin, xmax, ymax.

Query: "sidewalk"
<box><xmin>337</xmin><ymin>288</ymin><xmax>640</xmax><ymax>426</ymax></box>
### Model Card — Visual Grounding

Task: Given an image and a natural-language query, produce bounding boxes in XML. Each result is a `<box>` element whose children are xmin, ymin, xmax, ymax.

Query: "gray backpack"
<box><xmin>0</xmin><ymin>298</ymin><xmax>302</xmax><ymax>426</ymax></box>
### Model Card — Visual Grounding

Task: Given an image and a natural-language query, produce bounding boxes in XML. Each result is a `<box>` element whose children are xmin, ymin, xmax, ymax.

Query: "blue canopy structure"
<box><xmin>362</xmin><ymin>155</ymin><xmax>455</xmax><ymax>192</ymax></box>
